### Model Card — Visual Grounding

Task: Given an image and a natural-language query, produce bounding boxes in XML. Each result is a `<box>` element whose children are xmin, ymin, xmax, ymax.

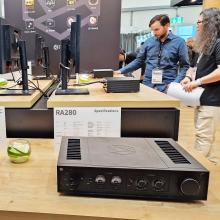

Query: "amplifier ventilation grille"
<box><xmin>67</xmin><ymin>139</ymin><xmax>81</xmax><ymax>160</ymax></box>
<box><xmin>155</xmin><ymin>141</ymin><xmax>190</xmax><ymax>164</ymax></box>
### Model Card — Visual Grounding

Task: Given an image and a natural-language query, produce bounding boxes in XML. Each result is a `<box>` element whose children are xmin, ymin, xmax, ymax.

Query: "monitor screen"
<box><xmin>0</xmin><ymin>18</ymin><xmax>4</xmax><ymax>74</ymax></box>
<box><xmin>34</xmin><ymin>33</ymin><xmax>45</xmax><ymax>66</ymax></box>
<box><xmin>176</xmin><ymin>25</ymin><xmax>196</xmax><ymax>40</ymax></box>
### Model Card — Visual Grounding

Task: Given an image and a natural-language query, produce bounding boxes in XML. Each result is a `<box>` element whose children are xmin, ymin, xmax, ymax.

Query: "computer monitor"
<box><xmin>74</xmin><ymin>14</ymin><xmax>81</xmax><ymax>74</ymax></box>
<box><xmin>0</xmin><ymin>39</ymin><xmax>34</xmax><ymax>96</ymax></box>
<box><xmin>0</xmin><ymin>23</ymin><xmax>21</xmax><ymax>74</ymax></box>
<box><xmin>67</xmin><ymin>14</ymin><xmax>80</xmax><ymax>78</ymax></box>
<box><xmin>0</xmin><ymin>18</ymin><xmax>5</xmax><ymax>74</ymax></box>
<box><xmin>55</xmin><ymin>14</ymin><xmax>89</xmax><ymax>95</ymax></box>
<box><xmin>0</xmin><ymin>21</ymin><xmax>35</xmax><ymax>96</ymax></box>
<box><xmin>35</xmin><ymin>33</ymin><xmax>45</xmax><ymax>67</ymax></box>
<box><xmin>32</xmin><ymin>33</ymin><xmax>52</xmax><ymax>80</ymax></box>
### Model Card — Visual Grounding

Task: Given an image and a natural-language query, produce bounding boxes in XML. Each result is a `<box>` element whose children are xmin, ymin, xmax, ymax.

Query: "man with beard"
<box><xmin>114</xmin><ymin>14</ymin><xmax>189</xmax><ymax>93</ymax></box>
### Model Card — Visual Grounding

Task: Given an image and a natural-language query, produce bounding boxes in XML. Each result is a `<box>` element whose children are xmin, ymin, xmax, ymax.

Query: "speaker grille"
<box><xmin>155</xmin><ymin>141</ymin><xmax>190</xmax><ymax>164</ymax></box>
<box><xmin>67</xmin><ymin>139</ymin><xmax>81</xmax><ymax>160</ymax></box>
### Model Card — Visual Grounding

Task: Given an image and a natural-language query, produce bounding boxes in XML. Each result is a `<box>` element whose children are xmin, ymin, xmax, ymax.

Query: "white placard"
<box><xmin>54</xmin><ymin>107</ymin><xmax>121</xmax><ymax>150</ymax></box>
<box><xmin>0</xmin><ymin>107</ymin><xmax>6</xmax><ymax>149</ymax></box>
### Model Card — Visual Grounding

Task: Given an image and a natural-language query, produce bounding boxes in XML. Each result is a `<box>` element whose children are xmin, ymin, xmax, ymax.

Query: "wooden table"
<box><xmin>47</xmin><ymin>83</ymin><xmax>180</xmax><ymax>108</ymax></box>
<box><xmin>0</xmin><ymin>139</ymin><xmax>219</xmax><ymax>220</ymax></box>
<box><xmin>0</xmin><ymin>80</ymin><xmax>53</xmax><ymax>108</ymax></box>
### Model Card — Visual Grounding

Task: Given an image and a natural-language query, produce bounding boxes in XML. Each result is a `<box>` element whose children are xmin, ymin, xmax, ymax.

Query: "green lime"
<box><xmin>7</xmin><ymin>140</ymin><xmax>31</xmax><ymax>163</ymax></box>
<box><xmin>79</xmin><ymin>74</ymin><xmax>91</xmax><ymax>83</ymax></box>
<box><xmin>0</xmin><ymin>78</ymin><xmax>8</xmax><ymax>87</ymax></box>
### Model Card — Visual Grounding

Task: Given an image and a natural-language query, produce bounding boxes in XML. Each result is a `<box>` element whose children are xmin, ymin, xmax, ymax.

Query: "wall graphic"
<box><xmin>22</xmin><ymin>0</ymin><xmax>101</xmax><ymax>38</ymax></box>
<box><xmin>4</xmin><ymin>0</ymin><xmax>121</xmax><ymax>75</ymax></box>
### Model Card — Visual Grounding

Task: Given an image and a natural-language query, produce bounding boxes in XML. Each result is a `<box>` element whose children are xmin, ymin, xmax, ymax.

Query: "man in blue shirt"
<box><xmin>115</xmin><ymin>14</ymin><xmax>189</xmax><ymax>92</ymax></box>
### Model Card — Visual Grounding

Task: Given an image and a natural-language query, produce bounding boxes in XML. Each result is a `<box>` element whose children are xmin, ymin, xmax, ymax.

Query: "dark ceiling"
<box><xmin>171</xmin><ymin>0</ymin><xmax>203</xmax><ymax>7</ymax></box>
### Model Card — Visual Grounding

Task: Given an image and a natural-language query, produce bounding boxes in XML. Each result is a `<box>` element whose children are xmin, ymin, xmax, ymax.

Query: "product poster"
<box><xmin>5</xmin><ymin>0</ymin><xmax>121</xmax><ymax>74</ymax></box>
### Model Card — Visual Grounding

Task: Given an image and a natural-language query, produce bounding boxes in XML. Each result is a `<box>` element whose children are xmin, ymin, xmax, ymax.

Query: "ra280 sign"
<box><xmin>55</xmin><ymin>108</ymin><xmax>120</xmax><ymax>116</ymax></box>
<box><xmin>55</xmin><ymin>109</ymin><xmax>77</xmax><ymax>116</ymax></box>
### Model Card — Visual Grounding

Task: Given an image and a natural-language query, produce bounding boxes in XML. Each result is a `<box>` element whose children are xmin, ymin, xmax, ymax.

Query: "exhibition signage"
<box><xmin>171</xmin><ymin>16</ymin><xmax>184</xmax><ymax>24</ymax></box>
<box><xmin>0</xmin><ymin>107</ymin><xmax>6</xmax><ymax>148</ymax></box>
<box><xmin>54</xmin><ymin>107</ymin><xmax>121</xmax><ymax>149</ymax></box>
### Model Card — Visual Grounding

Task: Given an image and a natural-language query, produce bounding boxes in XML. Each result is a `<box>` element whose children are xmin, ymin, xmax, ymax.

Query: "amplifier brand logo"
<box><xmin>109</xmin><ymin>145</ymin><xmax>136</xmax><ymax>155</ymax></box>
<box><xmin>56</xmin><ymin>110</ymin><xmax>77</xmax><ymax>116</ymax></box>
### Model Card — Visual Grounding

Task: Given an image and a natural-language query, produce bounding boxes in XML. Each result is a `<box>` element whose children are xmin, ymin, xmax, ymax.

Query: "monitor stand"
<box><xmin>0</xmin><ymin>89</ymin><xmax>35</xmax><ymax>96</ymax></box>
<box><xmin>68</xmin><ymin>74</ymin><xmax>77</xmax><ymax>80</ymax></box>
<box><xmin>55</xmin><ymin>88</ymin><xmax>89</xmax><ymax>95</ymax></box>
<box><xmin>32</xmin><ymin>75</ymin><xmax>54</xmax><ymax>80</ymax></box>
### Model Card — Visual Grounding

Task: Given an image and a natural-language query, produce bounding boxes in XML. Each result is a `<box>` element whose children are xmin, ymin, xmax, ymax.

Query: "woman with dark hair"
<box><xmin>181</xmin><ymin>8</ymin><xmax>220</xmax><ymax>164</ymax></box>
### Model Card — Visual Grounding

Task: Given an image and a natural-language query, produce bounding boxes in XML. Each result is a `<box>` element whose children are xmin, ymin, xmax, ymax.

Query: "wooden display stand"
<box><xmin>203</xmin><ymin>0</ymin><xmax>220</xmax><ymax>9</ymax></box>
<box><xmin>47</xmin><ymin>83</ymin><xmax>180</xmax><ymax>140</ymax></box>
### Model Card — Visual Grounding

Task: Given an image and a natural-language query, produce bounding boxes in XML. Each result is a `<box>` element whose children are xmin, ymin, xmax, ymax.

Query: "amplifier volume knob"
<box><xmin>180</xmin><ymin>178</ymin><xmax>200</xmax><ymax>196</ymax></box>
<box><xmin>111</xmin><ymin>176</ymin><xmax>122</xmax><ymax>185</ymax></box>
<box><xmin>95</xmin><ymin>175</ymin><xmax>106</xmax><ymax>184</ymax></box>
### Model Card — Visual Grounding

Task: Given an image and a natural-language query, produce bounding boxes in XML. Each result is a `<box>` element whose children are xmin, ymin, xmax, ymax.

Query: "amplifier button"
<box><xmin>136</xmin><ymin>179</ymin><xmax>148</xmax><ymax>190</ymax></box>
<box><xmin>153</xmin><ymin>179</ymin><xmax>165</xmax><ymax>190</ymax></box>
<box><xmin>111</xmin><ymin>176</ymin><xmax>122</xmax><ymax>185</ymax></box>
<box><xmin>180</xmin><ymin>178</ymin><xmax>200</xmax><ymax>196</ymax></box>
<box><xmin>95</xmin><ymin>175</ymin><xmax>106</xmax><ymax>184</ymax></box>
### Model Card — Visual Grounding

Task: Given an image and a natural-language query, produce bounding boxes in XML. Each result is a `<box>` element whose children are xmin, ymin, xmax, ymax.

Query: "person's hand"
<box><xmin>182</xmin><ymin>81</ymin><xmax>198</xmax><ymax>93</ymax></box>
<box><xmin>114</xmin><ymin>70</ymin><xmax>121</xmax><ymax>76</ymax></box>
<box><xmin>180</xmin><ymin>76</ymin><xmax>191</xmax><ymax>86</ymax></box>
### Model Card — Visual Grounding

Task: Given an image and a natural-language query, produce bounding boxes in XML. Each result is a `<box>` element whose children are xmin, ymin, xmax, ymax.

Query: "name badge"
<box><xmin>152</xmin><ymin>68</ymin><xmax>163</xmax><ymax>84</ymax></box>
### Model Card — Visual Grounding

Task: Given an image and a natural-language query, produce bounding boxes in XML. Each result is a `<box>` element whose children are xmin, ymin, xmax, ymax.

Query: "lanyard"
<box><xmin>157</xmin><ymin>42</ymin><xmax>164</xmax><ymax>67</ymax></box>
<box><xmin>192</xmin><ymin>53</ymin><xmax>203</xmax><ymax>80</ymax></box>
<box><xmin>196</xmin><ymin>53</ymin><xmax>203</xmax><ymax>66</ymax></box>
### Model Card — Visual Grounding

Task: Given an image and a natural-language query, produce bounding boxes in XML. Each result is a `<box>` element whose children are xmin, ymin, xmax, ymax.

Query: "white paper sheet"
<box><xmin>0</xmin><ymin>65</ymin><xmax>32</xmax><ymax>82</ymax></box>
<box><xmin>167</xmin><ymin>82</ymin><xmax>204</xmax><ymax>107</ymax></box>
<box><xmin>54</xmin><ymin>107</ymin><xmax>121</xmax><ymax>150</ymax></box>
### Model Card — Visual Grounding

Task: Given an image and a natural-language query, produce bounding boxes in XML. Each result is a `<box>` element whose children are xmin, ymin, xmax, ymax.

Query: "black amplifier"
<box><xmin>103</xmin><ymin>77</ymin><xmax>140</xmax><ymax>93</ymax></box>
<box><xmin>57</xmin><ymin>137</ymin><xmax>209</xmax><ymax>201</ymax></box>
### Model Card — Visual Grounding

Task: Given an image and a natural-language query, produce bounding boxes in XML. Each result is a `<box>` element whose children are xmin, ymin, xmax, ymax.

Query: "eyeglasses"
<box><xmin>197</xmin><ymin>20</ymin><xmax>203</xmax><ymax>25</ymax></box>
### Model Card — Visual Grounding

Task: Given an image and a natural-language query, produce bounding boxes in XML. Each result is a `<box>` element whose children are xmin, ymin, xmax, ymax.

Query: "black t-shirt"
<box><xmin>195</xmin><ymin>39</ymin><xmax>220</xmax><ymax>106</ymax></box>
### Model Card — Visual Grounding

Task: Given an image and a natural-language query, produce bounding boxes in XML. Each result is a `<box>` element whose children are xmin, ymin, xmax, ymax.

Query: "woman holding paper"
<box><xmin>181</xmin><ymin>8</ymin><xmax>220</xmax><ymax>164</ymax></box>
